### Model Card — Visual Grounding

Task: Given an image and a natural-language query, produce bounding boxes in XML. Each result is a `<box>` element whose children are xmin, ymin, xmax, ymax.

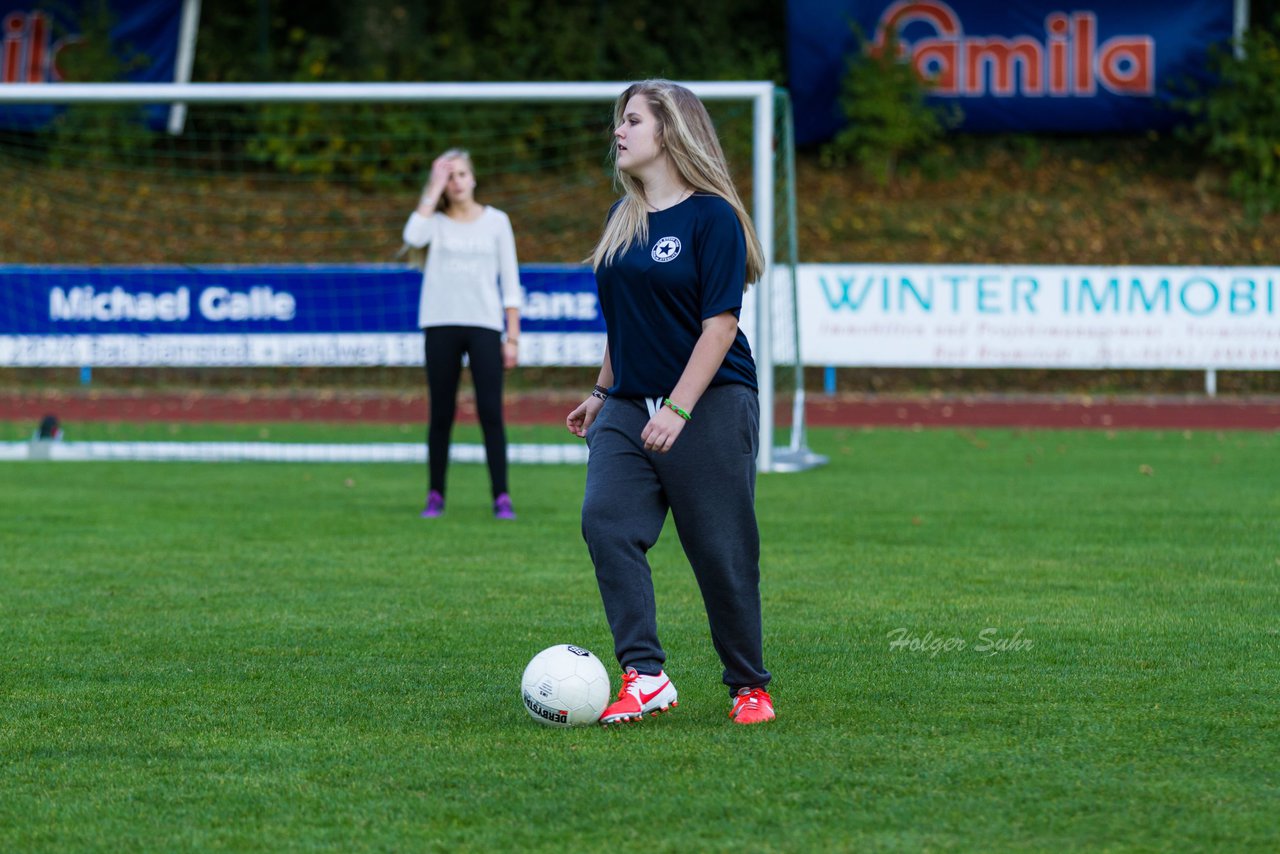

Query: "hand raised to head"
<box><xmin>425</xmin><ymin>155</ymin><xmax>455</xmax><ymax>194</ymax></box>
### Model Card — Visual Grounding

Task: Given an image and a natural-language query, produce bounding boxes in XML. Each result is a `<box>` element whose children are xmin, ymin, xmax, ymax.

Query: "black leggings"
<box><xmin>424</xmin><ymin>325</ymin><xmax>508</xmax><ymax>498</ymax></box>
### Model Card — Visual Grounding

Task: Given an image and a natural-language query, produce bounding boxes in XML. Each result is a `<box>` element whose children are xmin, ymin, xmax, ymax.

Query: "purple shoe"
<box><xmin>420</xmin><ymin>490</ymin><xmax>444</xmax><ymax>518</ymax></box>
<box><xmin>493</xmin><ymin>492</ymin><xmax>516</xmax><ymax>520</ymax></box>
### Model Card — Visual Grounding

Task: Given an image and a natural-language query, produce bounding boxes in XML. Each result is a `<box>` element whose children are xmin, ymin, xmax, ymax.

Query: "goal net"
<box><xmin>0</xmin><ymin>82</ymin><xmax>821</xmax><ymax>472</ymax></box>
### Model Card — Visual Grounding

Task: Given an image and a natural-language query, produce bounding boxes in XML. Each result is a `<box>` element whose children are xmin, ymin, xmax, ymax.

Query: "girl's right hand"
<box><xmin>425</xmin><ymin>155</ymin><xmax>453</xmax><ymax>195</ymax></box>
<box><xmin>566</xmin><ymin>396</ymin><xmax>604</xmax><ymax>438</ymax></box>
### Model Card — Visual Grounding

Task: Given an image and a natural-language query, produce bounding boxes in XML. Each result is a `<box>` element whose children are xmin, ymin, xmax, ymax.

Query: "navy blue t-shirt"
<box><xmin>595</xmin><ymin>193</ymin><xmax>758</xmax><ymax>398</ymax></box>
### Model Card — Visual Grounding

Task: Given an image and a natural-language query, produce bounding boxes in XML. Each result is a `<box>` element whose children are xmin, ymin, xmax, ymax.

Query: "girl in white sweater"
<box><xmin>403</xmin><ymin>149</ymin><xmax>523</xmax><ymax>519</ymax></box>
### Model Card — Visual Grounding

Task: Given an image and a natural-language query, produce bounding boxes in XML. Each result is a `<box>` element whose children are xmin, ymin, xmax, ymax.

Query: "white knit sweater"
<box><xmin>402</xmin><ymin>207</ymin><xmax>523</xmax><ymax>332</ymax></box>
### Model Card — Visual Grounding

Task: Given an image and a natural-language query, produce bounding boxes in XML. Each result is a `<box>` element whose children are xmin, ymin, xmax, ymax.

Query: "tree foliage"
<box><xmin>194</xmin><ymin>0</ymin><xmax>784</xmax><ymax>85</ymax></box>
<box><xmin>1173</xmin><ymin>16</ymin><xmax>1280</xmax><ymax>217</ymax></box>
<box><xmin>186</xmin><ymin>0</ymin><xmax>785</xmax><ymax>183</ymax></box>
<box><xmin>820</xmin><ymin>24</ymin><xmax>961</xmax><ymax>185</ymax></box>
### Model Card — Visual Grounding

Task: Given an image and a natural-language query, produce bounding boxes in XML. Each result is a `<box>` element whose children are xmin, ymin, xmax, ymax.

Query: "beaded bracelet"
<box><xmin>663</xmin><ymin>398</ymin><xmax>692</xmax><ymax>421</ymax></box>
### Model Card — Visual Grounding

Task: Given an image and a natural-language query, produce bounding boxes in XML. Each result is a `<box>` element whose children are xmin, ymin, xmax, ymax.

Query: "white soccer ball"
<box><xmin>520</xmin><ymin>644</ymin><xmax>612</xmax><ymax>727</ymax></box>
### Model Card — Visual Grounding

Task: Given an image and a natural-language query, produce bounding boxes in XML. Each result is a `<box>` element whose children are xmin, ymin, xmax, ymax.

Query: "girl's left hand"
<box><xmin>502</xmin><ymin>339</ymin><xmax>519</xmax><ymax>369</ymax></box>
<box><xmin>641</xmin><ymin>407</ymin><xmax>687</xmax><ymax>454</ymax></box>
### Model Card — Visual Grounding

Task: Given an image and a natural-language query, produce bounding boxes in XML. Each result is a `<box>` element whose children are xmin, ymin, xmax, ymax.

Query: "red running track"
<box><xmin>3</xmin><ymin>391</ymin><xmax>1278</xmax><ymax>431</ymax></box>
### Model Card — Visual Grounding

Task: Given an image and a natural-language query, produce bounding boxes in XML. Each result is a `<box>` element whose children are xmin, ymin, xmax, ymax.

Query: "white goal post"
<box><xmin>0</xmin><ymin>81</ymin><xmax>824</xmax><ymax>473</ymax></box>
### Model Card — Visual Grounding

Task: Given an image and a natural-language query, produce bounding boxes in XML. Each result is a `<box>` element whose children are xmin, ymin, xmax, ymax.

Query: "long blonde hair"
<box><xmin>589</xmin><ymin>80</ymin><xmax>764</xmax><ymax>289</ymax></box>
<box><xmin>402</xmin><ymin>148</ymin><xmax>474</xmax><ymax>270</ymax></box>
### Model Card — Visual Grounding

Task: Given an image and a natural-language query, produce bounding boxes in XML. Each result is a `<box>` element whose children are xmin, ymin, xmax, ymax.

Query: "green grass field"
<box><xmin>2</xmin><ymin>425</ymin><xmax>1277</xmax><ymax>852</ymax></box>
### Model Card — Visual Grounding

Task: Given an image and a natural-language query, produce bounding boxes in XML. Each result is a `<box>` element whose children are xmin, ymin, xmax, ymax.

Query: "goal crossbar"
<box><xmin>0</xmin><ymin>81</ymin><xmax>773</xmax><ymax>104</ymax></box>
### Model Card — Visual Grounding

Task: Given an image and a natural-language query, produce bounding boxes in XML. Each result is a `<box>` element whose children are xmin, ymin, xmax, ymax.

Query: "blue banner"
<box><xmin>787</xmin><ymin>0</ymin><xmax>1235</xmax><ymax>143</ymax></box>
<box><xmin>0</xmin><ymin>263</ymin><xmax>602</xmax><ymax>334</ymax></box>
<box><xmin>1</xmin><ymin>0</ymin><xmax>185</xmax><ymax>129</ymax></box>
<box><xmin>0</xmin><ymin>264</ymin><xmax>606</xmax><ymax>367</ymax></box>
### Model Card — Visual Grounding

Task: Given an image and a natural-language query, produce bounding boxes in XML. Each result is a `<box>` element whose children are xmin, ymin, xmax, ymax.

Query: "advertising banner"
<box><xmin>787</xmin><ymin>0</ymin><xmax>1236</xmax><ymax>143</ymax></box>
<box><xmin>799</xmin><ymin>264</ymin><xmax>1280</xmax><ymax>369</ymax></box>
<box><xmin>0</xmin><ymin>264</ymin><xmax>607</xmax><ymax>367</ymax></box>
<box><xmin>8</xmin><ymin>262</ymin><xmax>1277</xmax><ymax>371</ymax></box>
<box><xmin>1</xmin><ymin>0</ymin><xmax>188</xmax><ymax>129</ymax></box>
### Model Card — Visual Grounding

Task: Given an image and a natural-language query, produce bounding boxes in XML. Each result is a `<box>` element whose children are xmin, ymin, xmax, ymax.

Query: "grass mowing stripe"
<box><xmin>1</xmin><ymin>427</ymin><xmax>1276</xmax><ymax>851</ymax></box>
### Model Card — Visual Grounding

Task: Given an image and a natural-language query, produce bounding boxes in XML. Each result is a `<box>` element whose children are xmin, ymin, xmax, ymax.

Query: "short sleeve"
<box><xmin>694</xmin><ymin>199</ymin><xmax>748</xmax><ymax>320</ymax></box>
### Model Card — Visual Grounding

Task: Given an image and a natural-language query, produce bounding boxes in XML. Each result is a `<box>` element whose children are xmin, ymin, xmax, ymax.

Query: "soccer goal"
<box><xmin>0</xmin><ymin>82</ymin><xmax>823</xmax><ymax>472</ymax></box>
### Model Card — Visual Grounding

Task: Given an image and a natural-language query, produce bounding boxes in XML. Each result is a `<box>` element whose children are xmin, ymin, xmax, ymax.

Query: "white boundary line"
<box><xmin>3</xmin><ymin>441</ymin><xmax>588</xmax><ymax>464</ymax></box>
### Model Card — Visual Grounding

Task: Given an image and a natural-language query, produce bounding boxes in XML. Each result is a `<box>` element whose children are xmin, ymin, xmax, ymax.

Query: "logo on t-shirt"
<box><xmin>651</xmin><ymin>236</ymin><xmax>682</xmax><ymax>263</ymax></box>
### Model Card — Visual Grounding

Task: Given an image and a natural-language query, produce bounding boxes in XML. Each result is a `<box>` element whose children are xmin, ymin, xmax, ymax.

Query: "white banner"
<box><xmin>798</xmin><ymin>264</ymin><xmax>1280</xmax><ymax>369</ymax></box>
<box><xmin>0</xmin><ymin>332</ymin><xmax>606</xmax><ymax>368</ymax></box>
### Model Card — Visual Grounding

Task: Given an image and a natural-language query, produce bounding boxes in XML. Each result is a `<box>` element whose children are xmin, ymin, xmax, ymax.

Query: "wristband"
<box><xmin>663</xmin><ymin>398</ymin><xmax>692</xmax><ymax>421</ymax></box>
<box><xmin>591</xmin><ymin>384</ymin><xmax>609</xmax><ymax>402</ymax></box>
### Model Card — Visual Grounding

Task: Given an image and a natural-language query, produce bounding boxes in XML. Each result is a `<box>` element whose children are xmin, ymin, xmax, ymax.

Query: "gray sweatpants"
<box><xmin>581</xmin><ymin>383</ymin><xmax>771</xmax><ymax>693</ymax></box>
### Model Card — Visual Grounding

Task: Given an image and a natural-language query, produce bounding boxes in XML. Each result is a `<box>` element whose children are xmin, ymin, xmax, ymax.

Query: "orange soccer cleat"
<box><xmin>729</xmin><ymin>687</ymin><xmax>775</xmax><ymax>725</ymax></box>
<box><xmin>599</xmin><ymin>667</ymin><xmax>678</xmax><ymax>725</ymax></box>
